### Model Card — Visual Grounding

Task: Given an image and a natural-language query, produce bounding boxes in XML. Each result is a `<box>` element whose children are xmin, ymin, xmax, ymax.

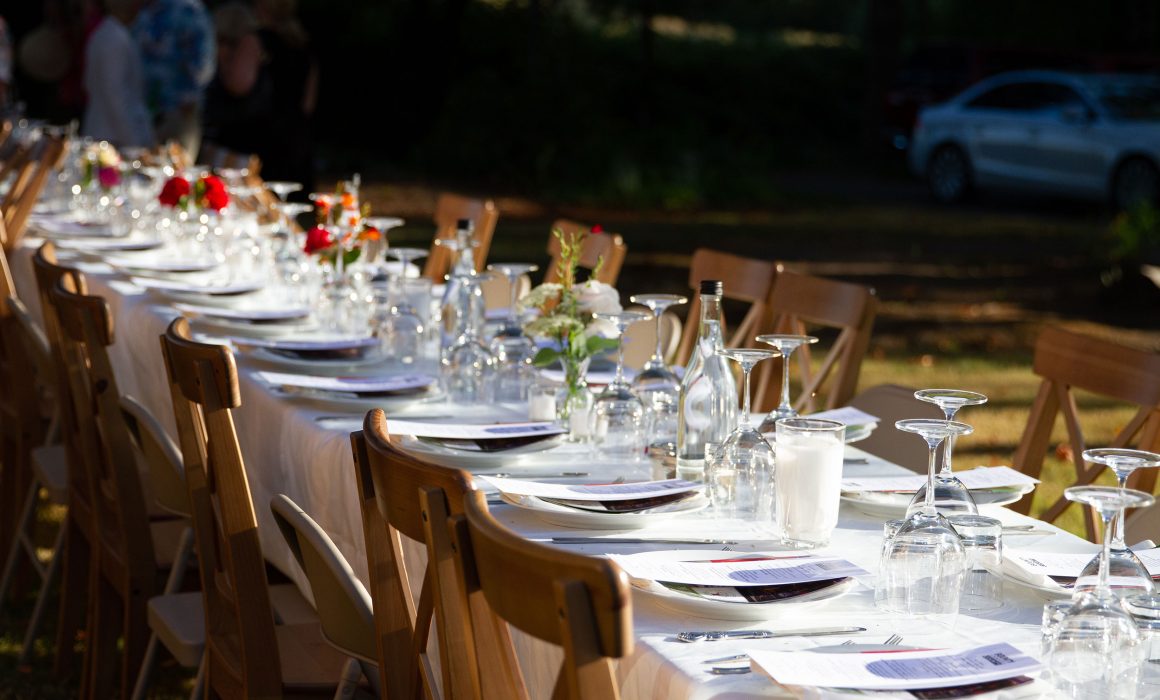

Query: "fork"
<box><xmin>884</xmin><ymin>633</ymin><xmax>903</xmax><ymax>646</ymax></box>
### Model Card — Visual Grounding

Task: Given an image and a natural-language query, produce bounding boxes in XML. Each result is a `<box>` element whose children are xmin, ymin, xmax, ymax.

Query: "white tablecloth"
<box><xmin>9</xmin><ymin>238</ymin><xmax>1101</xmax><ymax>699</ymax></box>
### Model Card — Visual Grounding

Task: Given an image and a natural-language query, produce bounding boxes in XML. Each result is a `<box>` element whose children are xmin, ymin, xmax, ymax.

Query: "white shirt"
<box><xmin>82</xmin><ymin>17</ymin><xmax>156</xmax><ymax>148</ymax></box>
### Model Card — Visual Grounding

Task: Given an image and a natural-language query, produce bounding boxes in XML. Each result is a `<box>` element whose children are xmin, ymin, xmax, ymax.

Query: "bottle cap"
<box><xmin>699</xmin><ymin>280</ymin><xmax>723</xmax><ymax>296</ymax></box>
<box><xmin>456</xmin><ymin>218</ymin><xmax>471</xmax><ymax>230</ymax></box>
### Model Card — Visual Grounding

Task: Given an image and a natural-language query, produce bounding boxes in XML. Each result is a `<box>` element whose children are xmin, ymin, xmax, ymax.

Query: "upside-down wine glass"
<box><xmin>590</xmin><ymin>310</ymin><xmax>653</xmax><ymax>462</ymax></box>
<box><xmin>756</xmin><ymin>334</ymin><xmax>819</xmax><ymax>433</ymax></box>
<box><xmin>1047</xmin><ymin>485</ymin><xmax>1154</xmax><ymax>697</ymax></box>
<box><xmin>876</xmin><ymin>419</ymin><xmax>974</xmax><ymax>617</ymax></box>
<box><xmin>388</xmin><ymin>247</ymin><xmax>428</xmax><ymax>280</ymax></box>
<box><xmin>715</xmin><ymin>348</ymin><xmax>781</xmax><ymax>520</ymax></box>
<box><xmin>362</xmin><ymin>216</ymin><xmax>405</xmax><ymax>280</ymax></box>
<box><xmin>1075</xmin><ymin>448</ymin><xmax>1160</xmax><ymax>598</ymax></box>
<box><xmin>907</xmin><ymin>389</ymin><xmax>988</xmax><ymax>517</ymax></box>
<box><xmin>629</xmin><ymin>293</ymin><xmax>688</xmax><ymax>453</ymax></box>
<box><xmin>486</xmin><ymin>263</ymin><xmax>539</xmax><ymax>402</ymax></box>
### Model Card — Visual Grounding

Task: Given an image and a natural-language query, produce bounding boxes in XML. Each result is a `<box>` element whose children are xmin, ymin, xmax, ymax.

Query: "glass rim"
<box><xmin>776</xmin><ymin>417</ymin><xmax>845</xmax><ymax>433</ymax></box>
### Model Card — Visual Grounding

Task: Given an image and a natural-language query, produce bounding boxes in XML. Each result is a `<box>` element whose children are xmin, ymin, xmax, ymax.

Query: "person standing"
<box><xmin>254</xmin><ymin>0</ymin><xmax>317</xmax><ymax>191</ymax></box>
<box><xmin>82</xmin><ymin>0</ymin><xmax>154</xmax><ymax>147</ymax></box>
<box><xmin>133</xmin><ymin>0</ymin><xmax>214</xmax><ymax>159</ymax></box>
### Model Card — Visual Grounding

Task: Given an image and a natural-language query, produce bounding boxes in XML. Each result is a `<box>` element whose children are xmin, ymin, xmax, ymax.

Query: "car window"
<box><xmin>966</xmin><ymin>82</ymin><xmax>1088</xmax><ymax>113</ymax></box>
<box><xmin>1097</xmin><ymin>81</ymin><xmax>1160</xmax><ymax>121</ymax></box>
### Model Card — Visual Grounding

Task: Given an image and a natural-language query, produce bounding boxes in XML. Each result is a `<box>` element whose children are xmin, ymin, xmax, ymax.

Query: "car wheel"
<box><xmin>1113</xmin><ymin>157</ymin><xmax>1160</xmax><ymax>211</ymax></box>
<box><xmin>926</xmin><ymin>145</ymin><xmax>971</xmax><ymax>204</ymax></box>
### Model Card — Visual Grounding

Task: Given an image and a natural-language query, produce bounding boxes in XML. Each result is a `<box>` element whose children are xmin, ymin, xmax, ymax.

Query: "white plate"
<box><xmin>999</xmin><ymin>572</ymin><xmax>1071</xmax><ymax>601</ymax></box>
<box><xmin>54</xmin><ymin>236</ymin><xmax>165</xmax><ymax>252</ymax></box>
<box><xmin>108</xmin><ymin>254</ymin><xmax>220</xmax><ymax>274</ymax></box>
<box><xmin>189</xmin><ymin>316</ymin><xmax>320</xmax><ymax>338</ymax></box>
<box><xmin>499</xmin><ymin>491</ymin><xmax>710</xmax><ymax>529</ymax></box>
<box><xmin>175</xmin><ymin>302</ymin><xmax>312</xmax><ymax>322</ymax></box>
<box><xmin>396</xmin><ymin>435</ymin><xmax>563</xmax><ymax>470</ymax></box>
<box><xmin>417</xmin><ymin>434</ymin><xmax>563</xmax><ymax>455</ymax></box>
<box><xmin>625</xmin><ymin>549</ymin><xmax>856</xmax><ymax>620</ymax></box>
<box><xmin>32</xmin><ymin>218</ymin><xmax>116</xmax><ymax>238</ymax></box>
<box><xmin>844</xmin><ymin>424</ymin><xmax>875</xmax><ymax>444</ymax></box>
<box><xmin>839</xmin><ymin>484</ymin><xmax>1034</xmax><ymax>519</ymax></box>
<box><xmin>246</xmin><ymin>347</ymin><xmax>389</xmax><ymax>372</ymax></box>
<box><xmin>134</xmin><ymin>277</ymin><xmax>265</xmax><ymax>296</ymax></box>
<box><xmin>264</xmin><ymin>383</ymin><xmax>446</xmax><ymax>413</ymax></box>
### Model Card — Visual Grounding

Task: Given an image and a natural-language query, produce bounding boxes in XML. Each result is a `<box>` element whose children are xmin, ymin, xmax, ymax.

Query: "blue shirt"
<box><xmin>132</xmin><ymin>0</ymin><xmax>215</xmax><ymax>116</ymax></box>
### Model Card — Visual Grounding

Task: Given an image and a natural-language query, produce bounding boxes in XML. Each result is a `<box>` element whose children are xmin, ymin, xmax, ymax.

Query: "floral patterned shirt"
<box><xmin>132</xmin><ymin>0</ymin><xmax>215</xmax><ymax>116</ymax></box>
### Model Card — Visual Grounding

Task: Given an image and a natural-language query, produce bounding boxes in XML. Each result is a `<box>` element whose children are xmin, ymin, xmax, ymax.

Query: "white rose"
<box><xmin>575</xmin><ymin>281</ymin><xmax>622</xmax><ymax>316</ymax></box>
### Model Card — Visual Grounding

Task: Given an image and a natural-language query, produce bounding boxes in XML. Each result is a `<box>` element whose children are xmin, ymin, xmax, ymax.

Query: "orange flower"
<box><xmin>341</xmin><ymin>192</ymin><xmax>355</xmax><ymax>209</ymax></box>
<box><xmin>315</xmin><ymin>195</ymin><xmax>333</xmax><ymax>214</ymax></box>
<box><xmin>360</xmin><ymin>226</ymin><xmax>381</xmax><ymax>241</ymax></box>
<box><xmin>347</xmin><ymin>214</ymin><xmax>359</xmax><ymax>228</ymax></box>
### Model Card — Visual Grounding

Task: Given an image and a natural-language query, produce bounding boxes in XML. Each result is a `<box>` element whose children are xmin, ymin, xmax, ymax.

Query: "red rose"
<box><xmin>304</xmin><ymin>226</ymin><xmax>333</xmax><ymax>254</ymax></box>
<box><xmin>97</xmin><ymin>166</ymin><xmax>120</xmax><ymax>189</ymax></box>
<box><xmin>159</xmin><ymin>176</ymin><xmax>190</xmax><ymax>207</ymax></box>
<box><xmin>590</xmin><ymin>224</ymin><xmax>604</xmax><ymax>234</ymax></box>
<box><xmin>200</xmin><ymin>175</ymin><xmax>230</xmax><ymax>211</ymax></box>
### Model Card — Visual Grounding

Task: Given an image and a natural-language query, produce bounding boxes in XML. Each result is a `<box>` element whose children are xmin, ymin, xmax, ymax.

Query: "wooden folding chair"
<box><xmin>674</xmin><ymin>249</ymin><xmax>778</xmax><ymax>366</ymax></box>
<box><xmin>30</xmin><ymin>243</ymin><xmax>97</xmax><ymax>674</ymax></box>
<box><xmin>1012</xmin><ymin>326</ymin><xmax>1160</xmax><ymax>541</ymax></box>
<box><xmin>544</xmin><ymin>219</ymin><xmax>628</xmax><ymax>286</ymax></box>
<box><xmin>159</xmin><ymin>317</ymin><xmax>347</xmax><ymax>698</ymax></box>
<box><xmin>448</xmin><ymin>490</ymin><xmax>633</xmax><ymax>699</ymax></box>
<box><xmin>350</xmin><ymin>408</ymin><xmax>522</xmax><ymax>700</ymax></box>
<box><xmin>752</xmin><ymin>266</ymin><xmax>878</xmax><ymax>415</ymax></box>
<box><xmin>423</xmin><ymin>194</ymin><xmax>498</xmax><ymax>282</ymax></box>
<box><xmin>3</xmin><ymin>135</ymin><xmax>66</xmax><ymax>250</ymax></box>
<box><xmin>50</xmin><ymin>277</ymin><xmax>170</xmax><ymax>699</ymax></box>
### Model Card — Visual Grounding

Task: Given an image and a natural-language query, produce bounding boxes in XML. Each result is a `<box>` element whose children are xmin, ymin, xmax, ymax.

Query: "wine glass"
<box><xmin>590</xmin><ymin>310</ymin><xmax>653</xmax><ymax>462</ymax></box>
<box><xmin>441</xmin><ymin>273</ymin><xmax>495</xmax><ymax>403</ymax></box>
<box><xmin>388</xmin><ymin>247</ymin><xmax>427</xmax><ymax>280</ymax></box>
<box><xmin>1047</xmin><ymin>486</ymin><xmax>1154</xmax><ymax>697</ymax></box>
<box><xmin>715</xmin><ymin>348</ymin><xmax>780</xmax><ymax>520</ymax></box>
<box><xmin>756</xmin><ymin>334</ymin><xmax>819</xmax><ymax>433</ymax></box>
<box><xmin>907</xmin><ymin>389</ymin><xmax>988</xmax><ymax>517</ymax></box>
<box><xmin>876</xmin><ymin>419</ymin><xmax>973</xmax><ymax>617</ymax></box>
<box><xmin>1075</xmin><ymin>448</ymin><xmax>1160</xmax><ymax>598</ymax></box>
<box><xmin>266</xmin><ymin>181</ymin><xmax>303</xmax><ymax>202</ymax></box>
<box><xmin>380</xmin><ymin>277</ymin><xmax>429</xmax><ymax>366</ymax></box>
<box><xmin>629</xmin><ymin>293</ymin><xmax>687</xmax><ymax>453</ymax></box>
<box><xmin>486</xmin><ymin>263</ymin><xmax>539</xmax><ymax>402</ymax></box>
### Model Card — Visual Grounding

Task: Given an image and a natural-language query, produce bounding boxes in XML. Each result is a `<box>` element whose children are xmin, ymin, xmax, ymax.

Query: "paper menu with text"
<box><xmin>749</xmin><ymin>643</ymin><xmax>1040</xmax><ymax>691</ymax></box>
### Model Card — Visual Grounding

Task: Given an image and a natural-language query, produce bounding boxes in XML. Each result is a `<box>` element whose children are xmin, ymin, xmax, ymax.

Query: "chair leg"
<box><xmin>17</xmin><ymin>517</ymin><xmax>65</xmax><ymax>664</ymax></box>
<box><xmin>129</xmin><ymin>527</ymin><xmax>194</xmax><ymax>700</ymax></box>
<box><xmin>189</xmin><ymin>654</ymin><xmax>206</xmax><ymax>700</ymax></box>
<box><xmin>122</xmin><ymin>589</ymin><xmax>151</xmax><ymax>700</ymax></box>
<box><xmin>54</xmin><ymin>519</ymin><xmax>90</xmax><ymax>674</ymax></box>
<box><xmin>83</xmin><ymin>575</ymin><xmax>121</xmax><ymax>700</ymax></box>
<box><xmin>0</xmin><ymin>480</ymin><xmax>39</xmax><ymax>605</ymax></box>
<box><xmin>334</xmin><ymin>658</ymin><xmax>363</xmax><ymax>700</ymax></box>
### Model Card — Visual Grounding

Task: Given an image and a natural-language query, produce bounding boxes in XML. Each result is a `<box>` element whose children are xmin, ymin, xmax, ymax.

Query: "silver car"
<box><xmin>909</xmin><ymin>70</ymin><xmax>1160</xmax><ymax>209</ymax></box>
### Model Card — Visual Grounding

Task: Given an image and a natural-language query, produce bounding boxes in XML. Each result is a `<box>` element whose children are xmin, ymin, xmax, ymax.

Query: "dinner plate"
<box><xmin>498</xmin><ymin>491</ymin><xmax>710</xmax><ymax>529</ymax></box>
<box><xmin>623</xmin><ymin>549</ymin><xmax>856</xmax><ymax>620</ymax></box>
<box><xmin>175</xmin><ymin>302</ymin><xmax>312</xmax><ymax>323</ymax></box>
<box><xmin>396</xmin><ymin>435</ymin><xmax>567</xmax><ymax>470</ymax></box>
<box><xmin>263</xmin><ymin>383</ymin><xmax>446</xmax><ymax>413</ymax></box>
<box><xmin>107</xmin><ymin>254</ymin><xmax>220</xmax><ymax>274</ymax></box>
<box><xmin>134</xmin><ymin>276</ymin><xmax>266</xmax><ymax>297</ymax></box>
<box><xmin>189</xmin><ymin>316</ymin><xmax>320</xmax><ymax>339</ymax></box>
<box><xmin>53</xmin><ymin>235</ymin><xmax>165</xmax><ymax>252</ymax></box>
<box><xmin>32</xmin><ymin>217</ymin><xmax>116</xmax><ymax>238</ymax></box>
<box><xmin>998</xmin><ymin>571</ymin><xmax>1071</xmax><ymax>601</ymax></box>
<box><xmin>839</xmin><ymin>484</ymin><xmax>1034</xmax><ymax>518</ymax></box>
<box><xmin>246</xmin><ymin>347</ymin><xmax>389</xmax><ymax>372</ymax></box>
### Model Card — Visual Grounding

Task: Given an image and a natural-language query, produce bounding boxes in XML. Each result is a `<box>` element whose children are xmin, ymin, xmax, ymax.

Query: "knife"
<box><xmin>676</xmin><ymin>626</ymin><xmax>865</xmax><ymax>642</ymax></box>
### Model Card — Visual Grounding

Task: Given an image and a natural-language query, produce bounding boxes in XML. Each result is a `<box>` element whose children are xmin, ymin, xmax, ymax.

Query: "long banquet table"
<box><xmin>10</xmin><ymin>235</ymin><xmax>1105</xmax><ymax>699</ymax></box>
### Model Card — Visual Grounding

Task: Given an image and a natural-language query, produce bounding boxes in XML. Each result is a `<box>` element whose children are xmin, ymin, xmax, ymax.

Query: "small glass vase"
<box><xmin>557</xmin><ymin>357</ymin><xmax>593</xmax><ymax>442</ymax></box>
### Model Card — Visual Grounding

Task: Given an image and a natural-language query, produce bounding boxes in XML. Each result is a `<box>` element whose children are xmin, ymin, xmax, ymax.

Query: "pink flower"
<box><xmin>97</xmin><ymin>165</ymin><xmax>120</xmax><ymax>189</ymax></box>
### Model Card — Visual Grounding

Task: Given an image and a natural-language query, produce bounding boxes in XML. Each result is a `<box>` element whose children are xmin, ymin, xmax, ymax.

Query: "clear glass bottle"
<box><xmin>438</xmin><ymin>218</ymin><xmax>482</xmax><ymax>354</ymax></box>
<box><xmin>676</xmin><ymin>280</ymin><xmax>738</xmax><ymax>481</ymax></box>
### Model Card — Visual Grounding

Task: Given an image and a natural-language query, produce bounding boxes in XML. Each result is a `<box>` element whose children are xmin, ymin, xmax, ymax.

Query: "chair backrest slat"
<box><xmin>423</xmin><ymin>194</ymin><xmax>498</xmax><ymax>281</ymax></box>
<box><xmin>753</xmin><ymin>267</ymin><xmax>878</xmax><ymax>414</ymax></box>
<box><xmin>159</xmin><ymin>317</ymin><xmax>282</xmax><ymax>697</ymax></box>
<box><xmin>544</xmin><ymin>220</ymin><xmax>628</xmax><ymax>286</ymax></box>
<box><xmin>449</xmin><ymin>490</ymin><xmax>632</xmax><ymax>699</ymax></box>
<box><xmin>4</xmin><ymin>136</ymin><xmax>66</xmax><ymax>250</ymax></box>
<box><xmin>675</xmin><ymin>249</ymin><xmax>778</xmax><ymax>366</ymax></box>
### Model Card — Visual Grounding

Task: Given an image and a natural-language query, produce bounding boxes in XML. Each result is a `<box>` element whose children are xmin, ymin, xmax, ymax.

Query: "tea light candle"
<box><xmin>529</xmin><ymin>389</ymin><xmax>557</xmax><ymax>421</ymax></box>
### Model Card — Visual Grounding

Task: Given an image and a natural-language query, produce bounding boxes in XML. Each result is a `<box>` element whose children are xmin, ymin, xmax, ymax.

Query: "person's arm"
<box><xmin>219</xmin><ymin>32</ymin><xmax>262</xmax><ymax>97</ymax></box>
<box><xmin>177</xmin><ymin>4</ymin><xmax>216</xmax><ymax>108</ymax></box>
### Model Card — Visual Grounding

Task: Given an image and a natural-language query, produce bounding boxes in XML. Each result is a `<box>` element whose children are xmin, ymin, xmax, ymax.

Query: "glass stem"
<box><xmin>1111</xmin><ymin>469</ymin><xmax>1131</xmax><ymax>549</ymax></box>
<box><xmin>1099</xmin><ymin>509</ymin><xmax>1114</xmax><ymax>595</ymax></box>
<box><xmin>615</xmin><ymin>327</ymin><xmax>626</xmax><ymax>386</ymax></box>
<box><xmin>924</xmin><ymin>439</ymin><xmax>940</xmax><ymax>514</ymax></box>
<box><xmin>652</xmin><ymin>312</ymin><xmax>664</xmax><ymax>363</ymax></box>
<box><xmin>507</xmin><ymin>273</ymin><xmax>519</xmax><ymax>328</ymax></box>
<box><xmin>779</xmin><ymin>349</ymin><xmax>793</xmax><ymax>411</ymax></box>
<box><xmin>941</xmin><ymin>408</ymin><xmax>956</xmax><ymax>476</ymax></box>
<box><xmin>741</xmin><ymin>366</ymin><xmax>753</xmax><ymax>429</ymax></box>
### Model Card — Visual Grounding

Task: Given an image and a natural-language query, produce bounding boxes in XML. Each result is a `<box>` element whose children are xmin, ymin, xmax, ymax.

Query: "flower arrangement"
<box><xmin>81</xmin><ymin>141</ymin><xmax>121</xmax><ymax>191</ymax></box>
<box><xmin>157</xmin><ymin>173</ymin><xmax>230</xmax><ymax>212</ymax></box>
<box><xmin>519</xmin><ymin>227</ymin><xmax>621</xmax><ymax>416</ymax></box>
<box><xmin>302</xmin><ymin>181</ymin><xmax>382</xmax><ymax>267</ymax></box>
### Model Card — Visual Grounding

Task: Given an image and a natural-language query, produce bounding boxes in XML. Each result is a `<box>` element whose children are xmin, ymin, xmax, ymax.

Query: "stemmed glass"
<box><xmin>361</xmin><ymin>216</ymin><xmax>404</xmax><ymax>280</ymax></box>
<box><xmin>1075</xmin><ymin>448</ymin><xmax>1160</xmax><ymax>598</ymax></box>
<box><xmin>876</xmin><ymin>419</ymin><xmax>974</xmax><ymax>617</ymax></box>
<box><xmin>486</xmin><ymin>263</ymin><xmax>539</xmax><ymax>402</ymax></box>
<box><xmin>1047</xmin><ymin>485</ymin><xmax>1154</xmax><ymax>697</ymax></box>
<box><xmin>441</xmin><ymin>273</ymin><xmax>496</xmax><ymax>403</ymax></box>
<box><xmin>590</xmin><ymin>310</ymin><xmax>653</xmax><ymax>462</ymax></box>
<box><xmin>380</xmin><ymin>278</ymin><xmax>428</xmax><ymax>366</ymax></box>
<box><xmin>756</xmin><ymin>334</ymin><xmax>819</xmax><ymax>433</ymax></box>
<box><xmin>907</xmin><ymin>389</ymin><xmax>988</xmax><ymax>516</ymax></box>
<box><xmin>715</xmin><ymin>348</ymin><xmax>781</xmax><ymax>520</ymax></box>
<box><xmin>629</xmin><ymin>293</ymin><xmax>687</xmax><ymax>453</ymax></box>
<box><xmin>266</xmin><ymin>181</ymin><xmax>303</xmax><ymax>202</ymax></box>
<box><xmin>388</xmin><ymin>247</ymin><xmax>427</xmax><ymax>279</ymax></box>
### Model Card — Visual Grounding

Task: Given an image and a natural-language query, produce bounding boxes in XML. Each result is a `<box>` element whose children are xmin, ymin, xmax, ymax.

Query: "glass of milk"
<box><xmin>775</xmin><ymin>418</ymin><xmax>845</xmax><ymax>547</ymax></box>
